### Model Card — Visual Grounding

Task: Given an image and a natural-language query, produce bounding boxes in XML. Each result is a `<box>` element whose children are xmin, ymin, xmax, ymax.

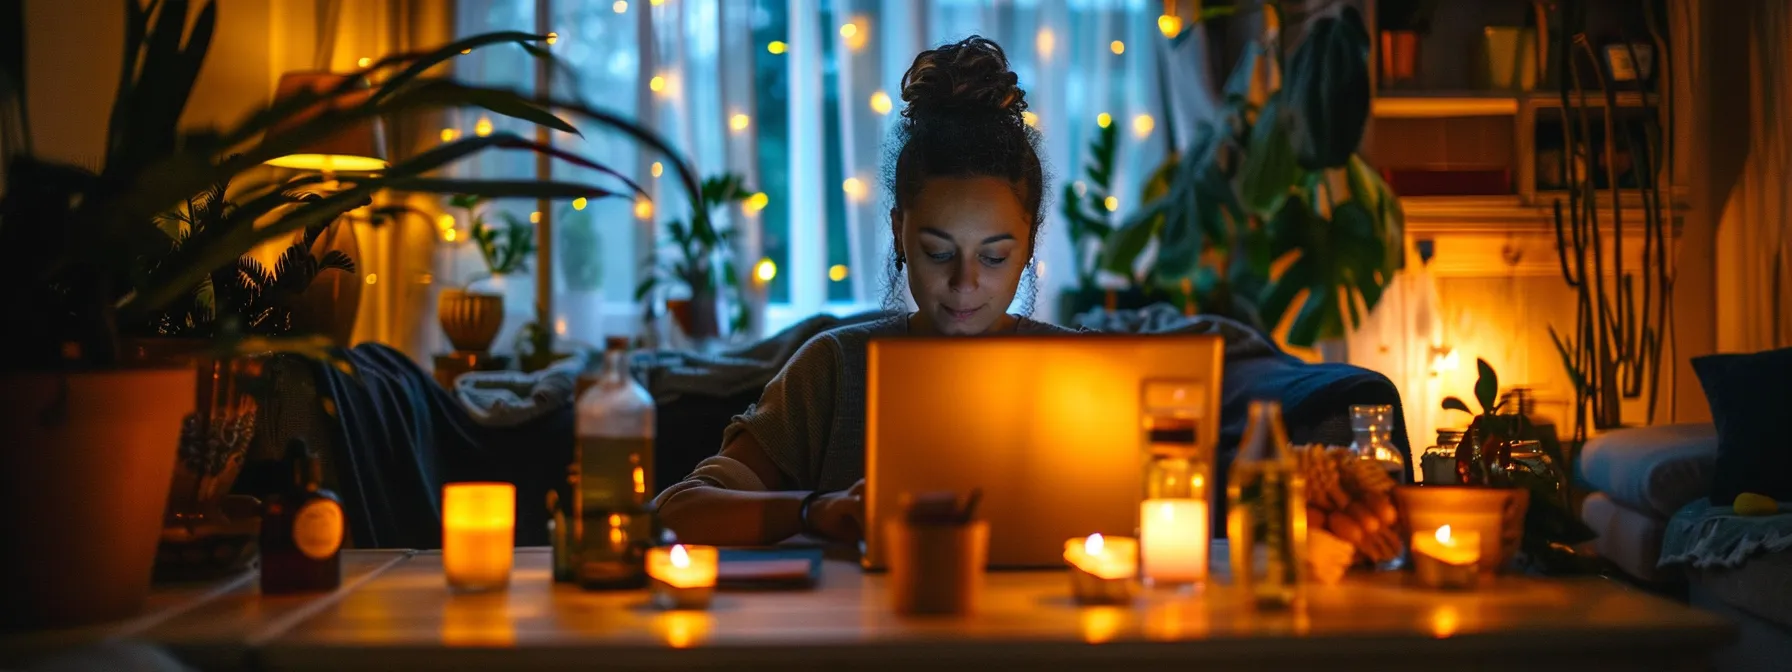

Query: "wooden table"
<box><xmin>4</xmin><ymin>547</ymin><xmax>1735</xmax><ymax>671</ymax></box>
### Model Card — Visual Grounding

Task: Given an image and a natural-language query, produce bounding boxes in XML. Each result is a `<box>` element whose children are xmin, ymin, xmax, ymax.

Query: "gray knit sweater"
<box><xmin>677</xmin><ymin>313</ymin><xmax>1077</xmax><ymax>495</ymax></box>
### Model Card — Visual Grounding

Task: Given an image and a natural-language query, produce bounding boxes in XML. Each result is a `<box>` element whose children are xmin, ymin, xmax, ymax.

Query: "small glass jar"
<box><xmin>1349</xmin><ymin>404</ymin><xmax>1406</xmax><ymax>484</ymax></box>
<box><xmin>1421</xmin><ymin>429</ymin><xmax>1466</xmax><ymax>484</ymax></box>
<box><xmin>1139</xmin><ymin>381</ymin><xmax>1211</xmax><ymax>589</ymax></box>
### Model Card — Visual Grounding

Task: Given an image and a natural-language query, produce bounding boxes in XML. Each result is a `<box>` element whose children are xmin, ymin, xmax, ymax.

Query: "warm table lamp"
<box><xmin>262</xmin><ymin>71</ymin><xmax>389</xmax><ymax>173</ymax></box>
<box><xmin>260</xmin><ymin>71</ymin><xmax>388</xmax><ymax>345</ymax></box>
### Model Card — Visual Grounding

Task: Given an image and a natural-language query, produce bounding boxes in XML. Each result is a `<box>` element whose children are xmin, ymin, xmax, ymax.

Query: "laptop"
<box><xmin>862</xmin><ymin>333</ymin><xmax>1224</xmax><ymax>570</ymax></box>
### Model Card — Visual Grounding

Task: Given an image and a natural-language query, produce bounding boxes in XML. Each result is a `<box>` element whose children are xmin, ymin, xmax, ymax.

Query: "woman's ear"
<box><xmin>889</xmin><ymin>207</ymin><xmax>904</xmax><ymax>255</ymax></box>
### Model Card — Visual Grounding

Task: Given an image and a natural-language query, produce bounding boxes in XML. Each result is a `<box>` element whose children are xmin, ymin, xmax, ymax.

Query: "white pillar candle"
<box><xmin>443</xmin><ymin>482</ymin><xmax>515</xmax><ymax>592</ymax></box>
<box><xmin>1140</xmin><ymin>498</ymin><xmax>1208</xmax><ymax>585</ymax></box>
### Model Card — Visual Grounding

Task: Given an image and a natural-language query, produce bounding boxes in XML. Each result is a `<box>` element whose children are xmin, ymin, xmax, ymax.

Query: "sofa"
<box><xmin>1579</xmin><ymin>424</ymin><xmax>1792</xmax><ymax>670</ymax></box>
<box><xmin>241</xmin><ymin>306</ymin><xmax>1413</xmax><ymax>552</ymax></box>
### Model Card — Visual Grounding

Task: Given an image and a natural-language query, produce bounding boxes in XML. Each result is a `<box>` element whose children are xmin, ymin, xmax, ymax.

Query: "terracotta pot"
<box><xmin>665</xmin><ymin>287</ymin><xmax>721</xmax><ymax>341</ymax></box>
<box><xmin>438</xmin><ymin>289</ymin><xmax>505</xmax><ymax>353</ymax></box>
<box><xmin>0</xmin><ymin>366</ymin><xmax>195</xmax><ymax>630</ymax></box>
<box><xmin>1394</xmin><ymin>485</ymin><xmax>1530</xmax><ymax>574</ymax></box>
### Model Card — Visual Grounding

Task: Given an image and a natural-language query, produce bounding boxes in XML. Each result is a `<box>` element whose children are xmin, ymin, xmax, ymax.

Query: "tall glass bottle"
<box><xmin>571</xmin><ymin>337</ymin><xmax>656</xmax><ymax>589</ymax></box>
<box><xmin>1226</xmin><ymin>400</ymin><xmax>1306</xmax><ymax>609</ymax></box>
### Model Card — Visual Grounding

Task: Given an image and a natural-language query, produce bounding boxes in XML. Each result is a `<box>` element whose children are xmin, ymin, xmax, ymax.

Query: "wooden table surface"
<box><xmin>4</xmin><ymin>547</ymin><xmax>1736</xmax><ymax>671</ymax></box>
<box><xmin>264</xmin><ymin>548</ymin><xmax>1730</xmax><ymax>671</ymax></box>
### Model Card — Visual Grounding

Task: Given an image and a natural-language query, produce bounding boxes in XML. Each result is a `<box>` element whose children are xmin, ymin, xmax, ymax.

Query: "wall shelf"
<box><xmin>1373</xmin><ymin>92</ymin><xmax>1519</xmax><ymax>119</ymax></box>
<box><xmin>1403</xmin><ymin>195</ymin><xmax>1686</xmax><ymax>235</ymax></box>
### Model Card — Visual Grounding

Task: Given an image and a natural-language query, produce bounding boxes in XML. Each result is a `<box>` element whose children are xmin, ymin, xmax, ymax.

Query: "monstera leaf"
<box><xmin>1285</xmin><ymin>4</ymin><xmax>1372</xmax><ymax>170</ymax></box>
<box><xmin>1257</xmin><ymin>198</ymin><xmax>1388</xmax><ymax>346</ymax></box>
<box><xmin>1238</xmin><ymin>96</ymin><xmax>1301</xmax><ymax>219</ymax></box>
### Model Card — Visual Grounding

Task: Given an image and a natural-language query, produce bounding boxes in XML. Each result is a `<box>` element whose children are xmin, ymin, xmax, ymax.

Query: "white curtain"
<box><xmin>1715</xmin><ymin>0</ymin><xmax>1792</xmax><ymax>353</ymax></box>
<box><xmin>453</xmin><ymin>0</ymin><xmax>1180</xmax><ymax>342</ymax></box>
<box><xmin>452</xmin><ymin>0</ymin><xmax>759</xmax><ymax>350</ymax></box>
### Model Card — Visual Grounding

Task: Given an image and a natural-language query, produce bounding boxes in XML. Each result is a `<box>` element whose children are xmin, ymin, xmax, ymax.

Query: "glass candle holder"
<box><xmin>1140</xmin><ymin>379</ymin><xmax>1211</xmax><ymax>589</ymax></box>
<box><xmin>1411</xmin><ymin>525</ymin><xmax>1481</xmax><ymax>589</ymax></box>
<box><xmin>443</xmin><ymin>482</ymin><xmax>516</xmax><ymax>592</ymax></box>
<box><xmin>646</xmin><ymin>544</ymin><xmax>717</xmax><ymax>610</ymax></box>
<box><xmin>1064</xmin><ymin>533</ymin><xmax>1138</xmax><ymax>605</ymax></box>
<box><xmin>1395</xmin><ymin>485</ymin><xmax>1526</xmax><ymax>574</ymax></box>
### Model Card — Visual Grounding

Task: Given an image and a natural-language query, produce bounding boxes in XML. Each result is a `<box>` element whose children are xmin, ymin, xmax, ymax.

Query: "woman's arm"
<box><xmin>656</xmin><ymin>431</ymin><xmax>864</xmax><ymax>545</ymax></box>
<box><xmin>656</xmin><ymin>431</ymin><xmax>801</xmax><ymax>545</ymax></box>
<box><xmin>653</xmin><ymin>337</ymin><xmax>864</xmax><ymax>546</ymax></box>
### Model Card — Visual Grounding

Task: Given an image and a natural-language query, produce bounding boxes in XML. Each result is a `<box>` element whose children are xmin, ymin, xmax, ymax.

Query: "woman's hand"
<box><xmin>805</xmin><ymin>479</ymin><xmax>866</xmax><ymax>542</ymax></box>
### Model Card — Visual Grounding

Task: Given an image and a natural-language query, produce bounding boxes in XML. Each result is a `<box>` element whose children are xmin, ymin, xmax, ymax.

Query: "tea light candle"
<box><xmin>1411</xmin><ymin>525</ymin><xmax>1481</xmax><ymax>590</ymax></box>
<box><xmin>1063</xmin><ymin>533</ymin><xmax>1138</xmax><ymax>604</ymax></box>
<box><xmin>442</xmin><ymin>482</ymin><xmax>516</xmax><ymax>592</ymax></box>
<box><xmin>647</xmin><ymin>544</ymin><xmax>718</xmax><ymax>610</ymax></box>
<box><xmin>1140</xmin><ymin>498</ymin><xmax>1208</xmax><ymax>587</ymax></box>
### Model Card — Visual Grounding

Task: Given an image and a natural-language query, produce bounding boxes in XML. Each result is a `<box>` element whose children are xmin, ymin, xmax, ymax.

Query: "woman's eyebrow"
<box><xmin>919</xmin><ymin>227</ymin><xmax>1015</xmax><ymax>245</ymax></box>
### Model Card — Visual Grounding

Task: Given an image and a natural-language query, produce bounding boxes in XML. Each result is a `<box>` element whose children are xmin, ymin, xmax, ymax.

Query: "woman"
<box><xmin>655</xmin><ymin>36</ymin><xmax>1073</xmax><ymax>546</ymax></box>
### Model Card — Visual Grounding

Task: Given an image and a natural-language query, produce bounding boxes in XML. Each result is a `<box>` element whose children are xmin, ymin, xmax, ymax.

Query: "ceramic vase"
<box><xmin>438</xmin><ymin>289</ymin><xmax>506</xmax><ymax>353</ymax></box>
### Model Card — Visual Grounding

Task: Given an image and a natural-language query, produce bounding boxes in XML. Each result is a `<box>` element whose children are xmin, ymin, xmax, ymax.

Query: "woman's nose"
<box><xmin>950</xmin><ymin>257</ymin><xmax>978</xmax><ymax>292</ymax></box>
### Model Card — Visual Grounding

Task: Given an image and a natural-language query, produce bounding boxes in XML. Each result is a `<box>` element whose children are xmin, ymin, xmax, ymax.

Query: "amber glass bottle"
<box><xmin>260</xmin><ymin>439</ymin><xmax>343</xmax><ymax>594</ymax></box>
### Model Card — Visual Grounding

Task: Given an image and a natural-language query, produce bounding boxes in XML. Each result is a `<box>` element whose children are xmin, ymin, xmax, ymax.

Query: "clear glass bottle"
<box><xmin>571</xmin><ymin>337</ymin><xmax>656</xmax><ymax>590</ymax></box>
<box><xmin>1226</xmin><ymin>400</ymin><xmax>1306</xmax><ymax>609</ymax></box>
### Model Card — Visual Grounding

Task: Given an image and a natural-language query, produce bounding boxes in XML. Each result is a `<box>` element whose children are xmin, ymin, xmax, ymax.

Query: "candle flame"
<box><xmin>1085</xmin><ymin>533</ymin><xmax>1104</xmax><ymax>556</ymax></box>
<box><xmin>671</xmin><ymin>544</ymin><xmax>690</xmax><ymax>569</ymax></box>
<box><xmin>1436</xmin><ymin>525</ymin><xmax>1453</xmax><ymax>544</ymax></box>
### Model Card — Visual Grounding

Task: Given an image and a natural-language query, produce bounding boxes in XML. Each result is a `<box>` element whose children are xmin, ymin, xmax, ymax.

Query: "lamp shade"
<box><xmin>263</xmin><ymin>71</ymin><xmax>389</xmax><ymax>172</ymax></box>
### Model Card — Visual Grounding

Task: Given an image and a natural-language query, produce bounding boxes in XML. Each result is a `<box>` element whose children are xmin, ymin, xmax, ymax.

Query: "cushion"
<box><xmin>1688</xmin><ymin>550</ymin><xmax>1792</xmax><ymax>631</ymax></box>
<box><xmin>1577</xmin><ymin>423</ymin><xmax>1717</xmax><ymax>517</ymax></box>
<box><xmin>1693</xmin><ymin>347</ymin><xmax>1792</xmax><ymax>504</ymax></box>
<box><xmin>1580</xmin><ymin>492</ymin><xmax>1673</xmax><ymax>582</ymax></box>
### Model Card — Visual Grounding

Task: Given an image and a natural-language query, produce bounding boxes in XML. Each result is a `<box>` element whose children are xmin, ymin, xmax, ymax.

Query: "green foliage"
<box><xmin>1442</xmin><ymin>358</ymin><xmax>1506</xmax><ymax>417</ymax></box>
<box><xmin>1060</xmin><ymin>121</ymin><xmax>1121</xmax><ymax>290</ymax></box>
<box><xmin>558</xmin><ymin>205</ymin><xmax>603</xmax><ymax>292</ymax></box>
<box><xmin>454</xmin><ymin>196</ymin><xmax>536</xmax><ymax>277</ymax></box>
<box><xmin>1093</xmin><ymin>2</ymin><xmax>1401</xmax><ymax>346</ymax></box>
<box><xmin>0</xmin><ymin>1</ymin><xmax>700</xmax><ymax>370</ymax></box>
<box><xmin>635</xmin><ymin>173</ymin><xmax>754</xmax><ymax>332</ymax></box>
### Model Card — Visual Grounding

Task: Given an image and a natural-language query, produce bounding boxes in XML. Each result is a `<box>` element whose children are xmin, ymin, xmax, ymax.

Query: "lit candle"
<box><xmin>647</xmin><ymin>544</ymin><xmax>718</xmax><ymax>610</ymax></box>
<box><xmin>442</xmin><ymin>482</ymin><xmax>515</xmax><ymax>592</ymax></box>
<box><xmin>1140</xmin><ymin>498</ymin><xmax>1208</xmax><ymax>587</ymax></box>
<box><xmin>1410</xmin><ymin>525</ymin><xmax>1481</xmax><ymax>590</ymax></box>
<box><xmin>1064</xmin><ymin>533</ymin><xmax>1138</xmax><ymax>604</ymax></box>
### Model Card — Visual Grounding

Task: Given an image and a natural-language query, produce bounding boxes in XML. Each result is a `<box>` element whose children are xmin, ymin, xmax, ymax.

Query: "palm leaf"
<box><xmin>372</xmin><ymin>32</ymin><xmax>549</xmax><ymax>101</ymax></box>
<box><xmin>316</xmin><ymin>250</ymin><xmax>355</xmax><ymax>274</ymax></box>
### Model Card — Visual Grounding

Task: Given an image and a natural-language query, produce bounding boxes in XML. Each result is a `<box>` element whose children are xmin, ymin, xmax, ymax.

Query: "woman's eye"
<box><xmin>928</xmin><ymin>251</ymin><xmax>953</xmax><ymax>262</ymax></box>
<box><xmin>980</xmin><ymin>255</ymin><xmax>1008</xmax><ymax>266</ymax></box>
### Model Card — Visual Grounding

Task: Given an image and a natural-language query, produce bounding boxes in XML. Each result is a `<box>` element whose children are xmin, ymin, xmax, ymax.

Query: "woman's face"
<box><xmin>893</xmin><ymin>176</ymin><xmax>1032</xmax><ymax>336</ymax></box>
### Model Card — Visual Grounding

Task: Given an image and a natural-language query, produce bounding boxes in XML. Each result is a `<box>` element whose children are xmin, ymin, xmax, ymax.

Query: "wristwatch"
<box><xmin>798</xmin><ymin>489</ymin><xmax>826</xmax><ymax>538</ymax></box>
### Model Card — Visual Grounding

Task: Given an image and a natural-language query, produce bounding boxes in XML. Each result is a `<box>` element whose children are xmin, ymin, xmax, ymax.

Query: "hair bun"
<box><xmin>899</xmin><ymin>36</ymin><xmax>1027</xmax><ymax>121</ymax></box>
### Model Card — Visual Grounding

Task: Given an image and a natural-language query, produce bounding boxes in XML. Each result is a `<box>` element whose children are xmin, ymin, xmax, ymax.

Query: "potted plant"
<box><xmin>452</xmin><ymin>194</ymin><xmax>537</xmax><ymax>354</ymax></box>
<box><xmin>635</xmin><ymin>173</ymin><xmax>754</xmax><ymax>342</ymax></box>
<box><xmin>133</xmin><ymin>174</ymin><xmax>363</xmax><ymax>580</ymax></box>
<box><xmin>1435</xmin><ymin>358</ymin><xmax>1596</xmax><ymax>572</ymax></box>
<box><xmin>0</xmin><ymin>0</ymin><xmax>699</xmax><ymax>629</ymax></box>
<box><xmin>558</xmin><ymin>203</ymin><xmax>605</xmax><ymax>345</ymax></box>
<box><xmin>1100</xmin><ymin>3</ymin><xmax>1403</xmax><ymax>351</ymax></box>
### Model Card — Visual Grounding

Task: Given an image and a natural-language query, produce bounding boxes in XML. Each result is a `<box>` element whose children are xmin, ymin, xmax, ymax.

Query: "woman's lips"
<box><xmin>942</xmin><ymin>304</ymin><xmax>982</xmax><ymax>320</ymax></box>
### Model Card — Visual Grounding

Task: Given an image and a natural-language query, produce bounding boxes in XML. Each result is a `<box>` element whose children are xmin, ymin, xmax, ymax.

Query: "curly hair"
<box><xmin>880</xmin><ymin>35</ymin><xmax>1048</xmax><ymax>315</ymax></box>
